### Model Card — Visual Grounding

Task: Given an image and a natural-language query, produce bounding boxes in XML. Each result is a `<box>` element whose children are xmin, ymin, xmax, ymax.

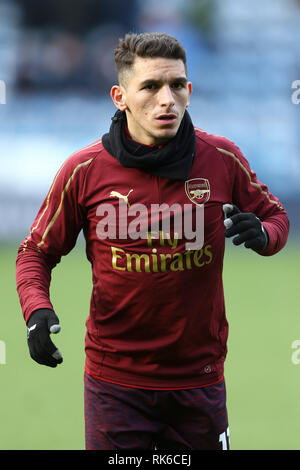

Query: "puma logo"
<box><xmin>110</xmin><ymin>189</ymin><xmax>133</xmax><ymax>207</ymax></box>
<box><xmin>27</xmin><ymin>323</ymin><xmax>37</xmax><ymax>339</ymax></box>
<box><xmin>27</xmin><ymin>324</ymin><xmax>37</xmax><ymax>333</ymax></box>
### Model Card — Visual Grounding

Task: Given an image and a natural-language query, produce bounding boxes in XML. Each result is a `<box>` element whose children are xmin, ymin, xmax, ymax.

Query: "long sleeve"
<box><xmin>217</xmin><ymin>144</ymin><xmax>290</xmax><ymax>256</ymax></box>
<box><xmin>16</xmin><ymin>151</ymin><xmax>94</xmax><ymax>323</ymax></box>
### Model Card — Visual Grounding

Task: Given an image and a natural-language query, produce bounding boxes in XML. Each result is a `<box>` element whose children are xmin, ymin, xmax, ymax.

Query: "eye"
<box><xmin>172</xmin><ymin>82</ymin><xmax>184</xmax><ymax>89</ymax></box>
<box><xmin>143</xmin><ymin>83</ymin><xmax>157</xmax><ymax>90</ymax></box>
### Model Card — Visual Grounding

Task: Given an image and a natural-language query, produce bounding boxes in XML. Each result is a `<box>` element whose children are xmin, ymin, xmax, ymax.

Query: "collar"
<box><xmin>102</xmin><ymin>110</ymin><xmax>196</xmax><ymax>180</ymax></box>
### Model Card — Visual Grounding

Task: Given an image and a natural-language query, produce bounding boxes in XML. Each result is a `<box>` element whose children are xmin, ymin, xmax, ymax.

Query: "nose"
<box><xmin>158</xmin><ymin>85</ymin><xmax>175</xmax><ymax>107</ymax></box>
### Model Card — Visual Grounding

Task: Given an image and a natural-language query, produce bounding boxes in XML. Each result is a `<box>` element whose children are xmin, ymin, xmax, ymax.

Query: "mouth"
<box><xmin>155</xmin><ymin>114</ymin><xmax>177</xmax><ymax>125</ymax></box>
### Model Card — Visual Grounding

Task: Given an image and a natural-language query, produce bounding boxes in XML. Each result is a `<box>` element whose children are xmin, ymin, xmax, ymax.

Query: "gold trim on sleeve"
<box><xmin>37</xmin><ymin>157</ymin><xmax>94</xmax><ymax>250</ymax></box>
<box><xmin>32</xmin><ymin>141</ymin><xmax>101</xmax><ymax>237</ymax></box>
<box><xmin>216</xmin><ymin>147</ymin><xmax>284</xmax><ymax>210</ymax></box>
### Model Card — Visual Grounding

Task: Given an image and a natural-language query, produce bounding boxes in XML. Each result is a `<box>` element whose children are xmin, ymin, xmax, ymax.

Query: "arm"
<box><xmin>217</xmin><ymin>145</ymin><xmax>289</xmax><ymax>256</ymax></box>
<box><xmin>16</xmin><ymin>153</ymin><xmax>93</xmax><ymax>364</ymax></box>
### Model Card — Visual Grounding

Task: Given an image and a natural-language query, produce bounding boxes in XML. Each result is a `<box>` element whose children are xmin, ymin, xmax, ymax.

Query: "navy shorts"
<box><xmin>84</xmin><ymin>372</ymin><xmax>229</xmax><ymax>450</ymax></box>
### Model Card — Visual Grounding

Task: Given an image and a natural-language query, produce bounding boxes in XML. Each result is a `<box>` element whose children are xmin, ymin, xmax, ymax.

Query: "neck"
<box><xmin>125</xmin><ymin>122</ymin><xmax>166</xmax><ymax>149</ymax></box>
<box><xmin>125</xmin><ymin>112</ymin><xmax>172</xmax><ymax>147</ymax></box>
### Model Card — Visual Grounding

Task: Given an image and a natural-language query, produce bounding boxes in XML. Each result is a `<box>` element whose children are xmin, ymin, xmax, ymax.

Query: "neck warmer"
<box><xmin>102</xmin><ymin>110</ymin><xmax>196</xmax><ymax>180</ymax></box>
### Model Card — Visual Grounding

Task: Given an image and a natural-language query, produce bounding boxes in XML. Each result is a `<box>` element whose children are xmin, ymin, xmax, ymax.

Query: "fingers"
<box><xmin>222</xmin><ymin>205</ymin><xmax>267</xmax><ymax>251</ymax></box>
<box><xmin>46</xmin><ymin>314</ymin><xmax>63</xmax><ymax>360</ymax></box>
<box><xmin>28</xmin><ymin>333</ymin><xmax>60</xmax><ymax>367</ymax></box>
<box><xmin>232</xmin><ymin>229</ymin><xmax>261</xmax><ymax>247</ymax></box>
<box><xmin>46</xmin><ymin>311</ymin><xmax>61</xmax><ymax>334</ymax></box>
<box><xmin>223</xmin><ymin>204</ymin><xmax>241</xmax><ymax>218</ymax></box>
<box><xmin>27</xmin><ymin>319</ymin><xmax>63</xmax><ymax>367</ymax></box>
<box><xmin>49</xmin><ymin>324</ymin><xmax>61</xmax><ymax>334</ymax></box>
<box><xmin>224</xmin><ymin>213</ymin><xmax>257</xmax><ymax>238</ymax></box>
<box><xmin>223</xmin><ymin>204</ymin><xmax>242</xmax><ymax>232</ymax></box>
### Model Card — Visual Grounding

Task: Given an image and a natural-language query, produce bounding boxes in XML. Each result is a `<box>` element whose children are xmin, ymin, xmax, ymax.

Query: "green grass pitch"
<box><xmin>0</xmin><ymin>237</ymin><xmax>299</xmax><ymax>450</ymax></box>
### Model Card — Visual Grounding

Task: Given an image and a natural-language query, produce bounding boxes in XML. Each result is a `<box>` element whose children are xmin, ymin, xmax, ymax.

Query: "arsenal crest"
<box><xmin>185</xmin><ymin>178</ymin><xmax>210</xmax><ymax>205</ymax></box>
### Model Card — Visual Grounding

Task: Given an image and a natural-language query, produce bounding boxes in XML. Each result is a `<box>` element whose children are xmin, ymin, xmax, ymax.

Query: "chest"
<box><xmin>83</xmin><ymin>151</ymin><xmax>232</xmax><ymax>253</ymax></box>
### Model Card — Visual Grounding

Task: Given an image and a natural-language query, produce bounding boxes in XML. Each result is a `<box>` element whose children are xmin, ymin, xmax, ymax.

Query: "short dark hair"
<box><xmin>114</xmin><ymin>32</ymin><xmax>187</xmax><ymax>84</ymax></box>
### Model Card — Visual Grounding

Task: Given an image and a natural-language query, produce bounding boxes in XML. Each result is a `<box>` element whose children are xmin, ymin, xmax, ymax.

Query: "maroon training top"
<box><xmin>16</xmin><ymin>128</ymin><xmax>289</xmax><ymax>389</ymax></box>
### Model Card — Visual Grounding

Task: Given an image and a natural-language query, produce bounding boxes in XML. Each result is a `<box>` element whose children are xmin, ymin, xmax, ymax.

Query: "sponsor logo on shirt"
<box><xmin>95</xmin><ymin>182</ymin><xmax>214</xmax><ymax>272</ymax></box>
<box><xmin>110</xmin><ymin>240</ymin><xmax>213</xmax><ymax>273</ymax></box>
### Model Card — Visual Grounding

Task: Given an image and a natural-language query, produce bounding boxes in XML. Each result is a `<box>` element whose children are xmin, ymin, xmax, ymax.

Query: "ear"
<box><xmin>186</xmin><ymin>81</ymin><xmax>192</xmax><ymax>108</ymax></box>
<box><xmin>110</xmin><ymin>85</ymin><xmax>128</xmax><ymax>111</ymax></box>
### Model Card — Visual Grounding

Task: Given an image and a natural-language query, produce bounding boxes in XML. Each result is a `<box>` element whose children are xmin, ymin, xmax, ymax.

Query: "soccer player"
<box><xmin>16</xmin><ymin>32</ymin><xmax>289</xmax><ymax>450</ymax></box>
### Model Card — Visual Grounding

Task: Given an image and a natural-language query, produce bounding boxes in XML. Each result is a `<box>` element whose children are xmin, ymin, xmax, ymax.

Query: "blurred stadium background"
<box><xmin>0</xmin><ymin>0</ymin><xmax>299</xmax><ymax>450</ymax></box>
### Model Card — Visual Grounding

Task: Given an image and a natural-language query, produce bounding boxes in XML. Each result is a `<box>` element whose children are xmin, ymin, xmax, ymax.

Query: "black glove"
<box><xmin>223</xmin><ymin>204</ymin><xmax>269</xmax><ymax>252</ymax></box>
<box><xmin>27</xmin><ymin>308</ymin><xmax>63</xmax><ymax>367</ymax></box>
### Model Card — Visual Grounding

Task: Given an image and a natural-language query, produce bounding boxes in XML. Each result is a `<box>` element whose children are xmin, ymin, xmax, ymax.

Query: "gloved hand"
<box><xmin>223</xmin><ymin>204</ymin><xmax>269</xmax><ymax>252</ymax></box>
<box><xmin>27</xmin><ymin>308</ymin><xmax>63</xmax><ymax>367</ymax></box>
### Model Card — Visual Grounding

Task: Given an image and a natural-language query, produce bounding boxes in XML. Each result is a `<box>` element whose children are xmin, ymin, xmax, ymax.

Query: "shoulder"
<box><xmin>56</xmin><ymin>139</ymin><xmax>106</xmax><ymax>179</ymax></box>
<box><xmin>194</xmin><ymin>126</ymin><xmax>244</xmax><ymax>162</ymax></box>
<box><xmin>47</xmin><ymin>139</ymin><xmax>106</xmax><ymax>188</ymax></box>
<box><xmin>65</xmin><ymin>139</ymin><xmax>105</xmax><ymax>167</ymax></box>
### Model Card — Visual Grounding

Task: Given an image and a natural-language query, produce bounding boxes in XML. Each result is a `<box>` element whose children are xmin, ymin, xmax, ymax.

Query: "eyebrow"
<box><xmin>139</xmin><ymin>77</ymin><xmax>188</xmax><ymax>88</ymax></box>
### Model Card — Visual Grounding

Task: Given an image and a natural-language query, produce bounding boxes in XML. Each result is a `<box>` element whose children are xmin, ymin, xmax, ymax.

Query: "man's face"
<box><xmin>111</xmin><ymin>56</ymin><xmax>192</xmax><ymax>146</ymax></box>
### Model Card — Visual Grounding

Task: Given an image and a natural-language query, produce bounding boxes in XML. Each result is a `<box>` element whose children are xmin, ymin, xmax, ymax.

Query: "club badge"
<box><xmin>185</xmin><ymin>178</ymin><xmax>210</xmax><ymax>205</ymax></box>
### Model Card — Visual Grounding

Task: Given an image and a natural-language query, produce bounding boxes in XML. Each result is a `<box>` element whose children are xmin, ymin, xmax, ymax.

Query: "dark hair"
<box><xmin>114</xmin><ymin>32</ymin><xmax>187</xmax><ymax>83</ymax></box>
